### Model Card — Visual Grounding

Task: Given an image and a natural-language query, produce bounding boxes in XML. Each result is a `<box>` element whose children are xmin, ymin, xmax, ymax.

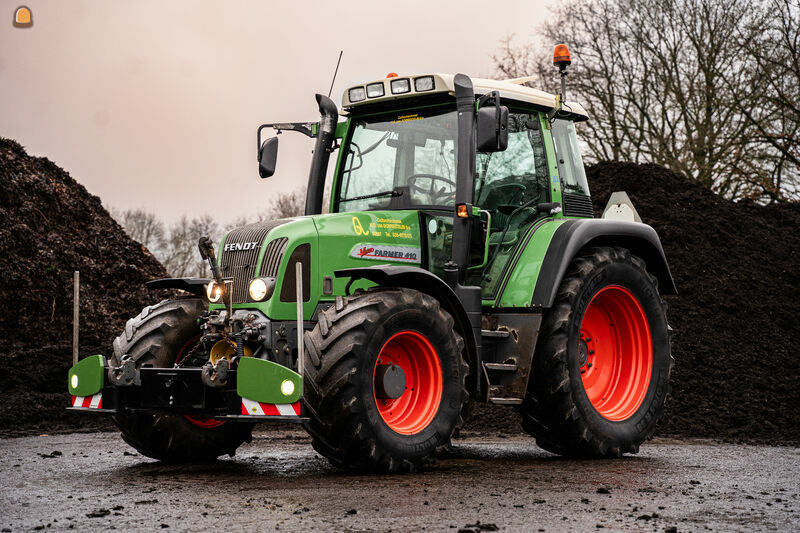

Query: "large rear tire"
<box><xmin>521</xmin><ymin>247</ymin><xmax>672</xmax><ymax>457</ymax></box>
<box><xmin>303</xmin><ymin>288</ymin><xmax>469</xmax><ymax>472</ymax></box>
<box><xmin>110</xmin><ymin>298</ymin><xmax>254</xmax><ymax>462</ymax></box>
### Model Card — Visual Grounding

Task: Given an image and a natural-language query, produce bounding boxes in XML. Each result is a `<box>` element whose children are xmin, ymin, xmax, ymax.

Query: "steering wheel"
<box><xmin>407</xmin><ymin>174</ymin><xmax>456</xmax><ymax>203</ymax></box>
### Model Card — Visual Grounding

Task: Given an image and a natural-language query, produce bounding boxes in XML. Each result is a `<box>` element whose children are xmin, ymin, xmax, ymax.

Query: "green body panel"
<box><xmin>67</xmin><ymin>355</ymin><xmax>106</xmax><ymax>397</ymax></box>
<box><xmin>211</xmin><ymin>210</ymin><xmax>422</xmax><ymax>320</ymax></box>
<box><xmin>237</xmin><ymin>357</ymin><xmax>302</xmax><ymax>404</ymax></box>
<box><xmin>495</xmin><ymin>219</ymin><xmax>566</xmax><ymax>308</ymax></box>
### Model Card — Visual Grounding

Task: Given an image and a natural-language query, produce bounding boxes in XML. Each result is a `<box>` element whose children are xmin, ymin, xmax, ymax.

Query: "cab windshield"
<box><xmin>334</xmin><ymin>109</ymin><xmax>457</xmax><ymax>212</ymax></box>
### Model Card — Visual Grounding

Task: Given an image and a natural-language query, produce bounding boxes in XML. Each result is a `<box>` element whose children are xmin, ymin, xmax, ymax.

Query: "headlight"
<box><xmin>249</xmin><ymin>278</ymin><xmax>269</xmax><ymax>301</ymax></box>
<box><xmin>414</xmin><ymin>76</ymin><xmax>435</xmax><ymax>92</ymax></box>
<box><xmin>390</xmin><ymin>78</ymin><xmax>411</xmax><ymax>94</ymax></box>
<box><xmin>280</xmin><ymin>379</ymin><xmax>295</xmax><ymax>396</ymax></box>
<box><xmin>206</xmin><ymin>281</ymin><xmax>223</xmax><ymax>303</ymax></box>
<box><xmin>366</xmin><ymin>82</ymin><xmax>385</xmax><ymax>98</ymax></box>
<box><xmin>348</xmin><ymin>86</ymin><xmax>366</xmax><ymax>102</ymax></box>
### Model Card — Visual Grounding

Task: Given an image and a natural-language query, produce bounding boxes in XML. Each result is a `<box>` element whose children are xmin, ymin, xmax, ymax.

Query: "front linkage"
<box><xmin>67</xmin><ymin>240</ymin><xmax>308</xmax><ymax>424</ymax></box>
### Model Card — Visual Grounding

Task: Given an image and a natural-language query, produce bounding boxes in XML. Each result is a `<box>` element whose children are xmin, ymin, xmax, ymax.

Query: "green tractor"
<box><xmin>68</xmin><ymin>46</ymin><xmax>675</xmax><ymax>471</ymax></box>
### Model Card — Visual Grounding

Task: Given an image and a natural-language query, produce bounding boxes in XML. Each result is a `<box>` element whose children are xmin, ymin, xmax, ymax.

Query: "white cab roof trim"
<box><xmin>342</xmin><ymin>73</ymin><xmax>588</xmax><ymax>120</ymax></box>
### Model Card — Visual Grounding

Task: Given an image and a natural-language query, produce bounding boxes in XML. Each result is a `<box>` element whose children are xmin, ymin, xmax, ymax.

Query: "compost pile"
<box><xmin>586</xmin><ymin>161</ymin><xmax>800</xmax><ymax>445</ymax></box>
<box><xmin>0</xmin><ymin>138</ymin><xmax>168</xmax><ymax>436</ymax></box>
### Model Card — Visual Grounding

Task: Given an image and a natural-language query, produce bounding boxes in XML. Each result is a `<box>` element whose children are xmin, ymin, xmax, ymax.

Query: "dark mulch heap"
<box><xmin>2</xmin><ymin>139</ymin><xmax>798</xmax><ymax>446</ymax></box>
<box><xmin>0</xmin><ymin>138</ymin><xmax>168</xmax><ymax>436</ymax></box>
<box><xmin>586</xmin><ymin>161</ymin><xmax>799</xmax><ymax>445</ymax></box>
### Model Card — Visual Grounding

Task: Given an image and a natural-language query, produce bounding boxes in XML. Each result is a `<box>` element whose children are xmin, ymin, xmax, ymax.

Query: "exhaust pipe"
<box><xmin>304</xmin><ymin>94</ymin><xmax>338</xmax><ymax>215</ymax></box>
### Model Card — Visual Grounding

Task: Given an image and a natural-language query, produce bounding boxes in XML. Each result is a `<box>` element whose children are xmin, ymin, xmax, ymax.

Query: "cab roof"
<box><xmin>342</xmin><ymin>73</ymin><xmax>589</xmax><ymax>121</ymax></box>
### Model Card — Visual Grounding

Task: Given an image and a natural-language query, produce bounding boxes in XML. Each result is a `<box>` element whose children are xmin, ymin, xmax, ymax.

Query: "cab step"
<box><xmin>489</xmin><ymin>397</ymin><xmax>523</xmax><ymax>405</ymax></box>
<box><xmin>484</xmin><ymin>362</ymin><xmax>517</xmax><ymax>371</ymax></box>
<box><xmin>481</xmin><ymin>329</ymin><xmax>510</xmax><ymax>338</ymax></box>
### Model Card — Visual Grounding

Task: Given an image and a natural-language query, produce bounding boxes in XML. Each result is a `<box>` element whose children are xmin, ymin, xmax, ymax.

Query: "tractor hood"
<box><xmin>214</xmin><ymin>210</ymin><xmax>423</xmax><ymax>321</ymax></box>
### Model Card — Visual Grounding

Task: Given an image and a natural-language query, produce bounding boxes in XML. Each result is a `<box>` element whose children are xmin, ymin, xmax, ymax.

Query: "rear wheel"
<box><xmin>110</xmin><ymin>298</ymin><xmax>253</xmax><ymax>462</ymax></box>
<box><xmin>303</xmin><ymin>288</ymin><xmax>469</xmax><ymax>472</ymax></box>
<box><xmin>521</xmin><ymin>247</ymin><xmax>672</xmax><ymax>457</ymax></box>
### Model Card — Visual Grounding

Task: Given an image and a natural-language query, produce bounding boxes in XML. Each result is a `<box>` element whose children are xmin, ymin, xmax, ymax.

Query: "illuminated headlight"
<box><xmin>390</xmin><ymin>78</ymin><xmax>411</xmax><ymax>94</ymax></box>
<box><xmin>348</xmin><ymin>86</ymin><xmax>366</xmax><ymax>102</ymax></box>
<box><xmin>414</xmin><ymin>76</ymin><xmax>435</xmax><ymax>92</ymax></box>
<box><xmin>281</xmin><ymin>379</ymin><xmax>295</xmax><ymax>396</ymax></box>
<box><xmin>366</xmin><ymin>82</ymin><xmax>385</xmax><ymax>98</ymax></box>
<box><xmin>70</xmin><ymin>374</ymin><xmax>79</xmax><ymax>389</ymax></box>
<box><xmin>206</xmin><ymin>281</ymin><xmax>223</xmax><ymax>303</ymax></box>
<box><xmin>248</xmin><ymin>278</ymin><xmax>269</xmax><ymax>301</ymax></box>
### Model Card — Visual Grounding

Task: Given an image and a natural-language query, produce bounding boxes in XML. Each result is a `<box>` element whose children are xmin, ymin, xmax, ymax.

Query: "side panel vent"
<box><xmin>280</xmin><ymin>244</ymin><xmax>311</xmax><ymax>302</ymax></box>
<box><xmin>563</xmin><ymin>193</ymin><xmax>594</xmax><ymax>218</ymax></box>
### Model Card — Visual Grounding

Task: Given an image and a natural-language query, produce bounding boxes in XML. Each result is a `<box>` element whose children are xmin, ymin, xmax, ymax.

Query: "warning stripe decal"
<box><xmin>72</xmin><ymin>393</ymin><xmax>102</xmax><ymax>409</ymax></box>
<box><xmin>241</xmin><ymin>398</ymin><xmax>301</xmax><ymax>417</ymax></box>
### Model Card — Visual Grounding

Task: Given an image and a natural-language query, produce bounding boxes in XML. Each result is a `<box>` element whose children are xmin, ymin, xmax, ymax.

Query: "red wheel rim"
<box><xmin>578</xmin><ymin>285</ymin><xmax>652</xmax><ymax>421</ymax></box>
<box><xmin>175</xmin><ymin>335</ymin><xmax>226</xmax><ymax>429</ymax></box>
<box><xmin>373</xmin><ymin>331</ymin><xmax>443</xmax><ymax>435</ymax></box>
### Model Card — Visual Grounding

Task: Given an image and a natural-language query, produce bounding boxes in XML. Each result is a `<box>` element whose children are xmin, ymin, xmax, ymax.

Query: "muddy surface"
<box><xmin>1</xmin><ymin>430</ymin><xmax>797</xmax><ymax>532</ymax></box>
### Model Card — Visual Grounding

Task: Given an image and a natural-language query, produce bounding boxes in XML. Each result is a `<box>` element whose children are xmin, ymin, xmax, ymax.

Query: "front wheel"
<box><xmin>110</xmin><ymin>298</ymin><xmax>254</xmax><ymax>462</ymax></box>
<box><xmin>521</xmin><ymin>247</ymin><xmax>672</xmax><ymax>457</ymax></box>
<box><xmin>303</xmin><ymin>288</ymin><xmax>469</xmax><ymax>472</ymax></box>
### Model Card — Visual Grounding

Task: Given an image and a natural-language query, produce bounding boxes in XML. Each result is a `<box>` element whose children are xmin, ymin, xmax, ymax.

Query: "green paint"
<box><xmin>67</xmin><ymin>355</ymin><xmax>106</xmax><ymax>397</ymax></box>
<box><xmin>237</xmin><ymin>357</ymin><xmax>302</xmax><ymax>404</ymax></box>
<box><xmin>210</xmin><ymin>210</ymin><xmax>422</xmax><ymax>320</ymax></box>
<box><xmin>496</xmin><ymin>219</ymin><xmax>565</xmax><ymax>308</ymax></box>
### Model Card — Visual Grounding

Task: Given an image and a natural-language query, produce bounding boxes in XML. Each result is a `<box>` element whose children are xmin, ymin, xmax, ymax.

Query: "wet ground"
<box><xmin>1</xmin><ymin>430</ymin><xmax>798</xmax><ymax>532</ymax></box>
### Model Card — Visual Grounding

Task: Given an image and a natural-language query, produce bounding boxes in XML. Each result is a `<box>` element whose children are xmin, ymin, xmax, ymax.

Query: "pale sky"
<box><xmin>1</xmin><ymin>0</ymin><xmax>556</xmax><ymax>222</ymax></box>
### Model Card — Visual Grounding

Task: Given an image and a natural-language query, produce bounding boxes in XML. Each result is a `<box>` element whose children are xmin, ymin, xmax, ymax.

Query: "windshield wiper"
<box><xmin>338</xmin><ymin>189</ymin><xmax>403</xmax><ymax>204</ymax></box>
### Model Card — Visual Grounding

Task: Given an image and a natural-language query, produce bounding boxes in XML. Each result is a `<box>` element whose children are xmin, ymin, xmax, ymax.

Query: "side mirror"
<box><xmin>258</xmin><ymin>137</ymin><xmax>279</xmax><ymax>178</ymax></box>
<box><xmin>477</xmin><ymin>105</ymin><xmax>509</xmax><ymax>152</ymax></box>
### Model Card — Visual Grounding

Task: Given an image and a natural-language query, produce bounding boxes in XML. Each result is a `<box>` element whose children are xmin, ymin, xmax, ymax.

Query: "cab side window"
<box><xmin>474</xmin><ymin>113</ymin><xmax>548</xmax><ymax>230</ymax></box>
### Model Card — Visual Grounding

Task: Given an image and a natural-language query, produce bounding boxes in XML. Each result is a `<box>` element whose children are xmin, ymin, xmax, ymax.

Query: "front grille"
<box><xmin>260</xmin><ymin>237</ymin><xmax>288</xmax><ymax>277</ymax></box>
<box><xmin>563</xmin><ymin>193</ymin><xmax>594</xmax><ymax>218</ymax></box>
<box><xmin>219</xmin><ymin>220</ymin><xmax>289</xmax><ymax>303</ymax></box>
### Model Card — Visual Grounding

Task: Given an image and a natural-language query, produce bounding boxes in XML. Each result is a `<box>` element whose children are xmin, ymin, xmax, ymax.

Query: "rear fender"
<box><xmin>531</xmin><ymin>219</ymin><xmax>677</xmax><ymax>308</ymax></box>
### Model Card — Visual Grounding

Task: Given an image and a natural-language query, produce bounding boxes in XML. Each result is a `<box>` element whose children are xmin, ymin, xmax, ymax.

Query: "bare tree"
<box><xmin>263</xmin><ymin>189</ymin><xmax>305</xmax><ymax>219</ymax></box>
<box><xmin>114</xmin><ymin>208</ymin><xmax>165</xmax><ymax>253</ymax></box>
<box><xmin>494</xmin><ymin>0</ymin><xmax>799</xmax><ymax>201</ymax></box>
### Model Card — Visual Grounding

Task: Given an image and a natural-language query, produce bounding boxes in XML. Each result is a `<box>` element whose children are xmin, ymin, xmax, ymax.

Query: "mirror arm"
<box><xmin>257</xmin><ymin>122</ymin><xmax>316</xmax><ymax>159</ymax></box>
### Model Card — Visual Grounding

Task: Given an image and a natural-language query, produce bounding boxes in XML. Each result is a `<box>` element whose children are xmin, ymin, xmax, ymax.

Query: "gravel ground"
<box><xmin>1</xmin><ymin>430</ymin><xmax>797</xmax><ymax>532</ymax></box>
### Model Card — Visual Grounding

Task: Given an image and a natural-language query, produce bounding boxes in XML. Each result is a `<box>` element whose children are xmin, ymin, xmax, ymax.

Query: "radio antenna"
<box><xmin>327</xmin><ymin>50</ymin><xmax>343</xmax><ymax>98</ymax></box>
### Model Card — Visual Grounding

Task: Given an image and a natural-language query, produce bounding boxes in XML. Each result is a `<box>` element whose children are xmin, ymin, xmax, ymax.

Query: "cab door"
<box><xmin>465</xmin><ymin>112</ymin><xmax>550</xmax><ymax>298</ymax></box>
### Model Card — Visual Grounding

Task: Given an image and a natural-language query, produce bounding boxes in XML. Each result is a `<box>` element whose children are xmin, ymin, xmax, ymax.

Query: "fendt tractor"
<box><xmin>68</xmin><ymin>44</ymin><xmax>675</xmax><ymax>472</ymax></box>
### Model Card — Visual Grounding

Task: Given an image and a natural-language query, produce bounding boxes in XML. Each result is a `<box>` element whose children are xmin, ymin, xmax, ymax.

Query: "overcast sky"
<box><xmin>2</xmin><ymin>0</ymin><xmax>557</xmax><ymax>223</ymax></box>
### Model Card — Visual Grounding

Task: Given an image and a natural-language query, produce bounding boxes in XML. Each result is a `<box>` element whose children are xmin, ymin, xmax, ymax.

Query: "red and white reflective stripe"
<box><xmin>72</xmin><ymin>393</ymin><xmax>102</xmax><ymax>409</ymax></box>
<box><xmin>241</xmin><ymin>398</ymin><xmax>300</xmax><ymax>417</ymax></box>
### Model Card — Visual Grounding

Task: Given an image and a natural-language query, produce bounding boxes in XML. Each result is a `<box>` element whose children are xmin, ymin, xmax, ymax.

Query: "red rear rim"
<box><xmin>578</xmin><ymin>285</ymin><xmax>652</xmax><ymax>421</ymax></box>
<box><xmin>175</xmin><ymin>335</ymin><xmax>226</xmax><ymax>429</ymax></box>
<box><xmin>373</xmin><ymin>331</ymin><xmax>443</xmax><ymax>435</ymax></box>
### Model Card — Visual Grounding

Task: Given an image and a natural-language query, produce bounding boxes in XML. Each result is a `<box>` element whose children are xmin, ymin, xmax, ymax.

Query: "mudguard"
<box><xmin>145</xmin><ymin>277</ymin><xmax>210</xmax><ymax>296</ymax></box>
<box><xmin>531</xmin><ymin>219</ymin><xmax>677</xmax><ymax>308</ymax></box>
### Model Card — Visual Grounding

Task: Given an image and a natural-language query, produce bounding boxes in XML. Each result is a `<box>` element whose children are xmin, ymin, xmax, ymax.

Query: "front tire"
<box><xmin>521</xmin><ymin>247</ymin><xmax>672</xmax><ymax>457</ymax></box>
<box><xmin>110</xmin><ymin>298</ymin><xmax>254</xmax><ymax>462</ymax></box>
<box><xmin>303</xmin><ymin>288</ymin><xmax>469</xmax><ymax>472</ymax></box>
